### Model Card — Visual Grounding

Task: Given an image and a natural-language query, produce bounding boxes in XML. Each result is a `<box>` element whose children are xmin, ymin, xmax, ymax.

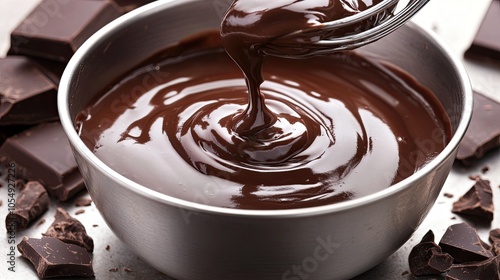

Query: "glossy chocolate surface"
<box><xmin>76</xmin><ymin>30</ymin><xmax>451</xmax><ymax>210</ymax></box>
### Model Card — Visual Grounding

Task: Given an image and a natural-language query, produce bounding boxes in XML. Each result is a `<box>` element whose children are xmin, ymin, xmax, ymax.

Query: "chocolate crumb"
<box><xmin>109</xmin><ymin>267</ymin><xmax>119</xmax><ymax>272</ymax></box>
<box><xmin>75</xmin><ymin>209</ymin><xmax>86</xmax><ymax>215</ymax></box>
<box><xmin>481</xmin><ymin>166</ymin><xmax>490</xmax><ymax>174</ymax></box>
<box><xmin>452</xmin><ymin>178</ymin><xmax>494</xmax><ymax>221</ymax></box>
<box><xmin>36</xmin><ymin>218</ymin><xmax>46</xmax><ymax>227</ymax></box>
<box><xmin>75</xmin><ymin>196</ymin><xmax>92</xmax><ymax>207</ymax></box>
<box><xmin>124</xmin><ymin>267</ymin><xmax>133</xmax><ymax>272</ymax></box>
<box><xmin>444</xmin><ymin>193</ymin><xmax>454</xmax><ymax>198</ymax></box>
<box><xmin>93</xmin><ymin>224</ymin><xmax>99</xmax><ymax>227</ymax></box>
<box><xmin>106</xmin><ymin>245</ymin><xmax>110</xmax><ymax>251</ymax></box>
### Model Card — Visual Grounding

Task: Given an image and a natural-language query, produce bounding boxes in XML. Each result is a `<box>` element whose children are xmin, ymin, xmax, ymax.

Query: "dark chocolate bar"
<box><xmin>464</xmin><ymin>0</ymin><xmax>500</xmax><ymax>61</ymax></box>
<box><xmin>9</xmin><ymin>0</ymin><xmax>122</xmax><ymax>62</ymax></box>
<box><xmin>408</xmin><ymin>230</ymin><xmax>454</xmax><ymax>276</ymax></box>
<box><xmin>0</xmin><ymin>56</ymin><xmax>58</xmax><ymax>125</ymax></box>
<box><xmin>43</xmin><ymin>208</ymin><xmax>94</xmax><ymax>252</ymax></box>
<box><xmin>5</xmin><ymin>181</ymin><xmax>49</xmax><ymax>231</ymax></box>
<box><xmin>452</xmin><ymin>177</ymin><xmax>494</xmax><ymax>221</ymax></box>
<box><xmin>456</xmin><ymin>91</ymin><xmax>500</xmax><ymax>165</ymax></box>
<box><xmin>0</xmin><ymin>122</ymin><xmax>85</xmax><ymax>201</ymax></box>
<box><xmin>17</xmin><ymin>236</ymin><xmax>94</xmax><ymax>278</ymax></box>
<box><xmin>446</xmin><ymin>255</ymin><xmax>500</xmax><ymax>280</ymax></box>
<box><xmin>439</xmin><ymin>223</ymin><xmax>493</xmax><ymax>263</ymax></box>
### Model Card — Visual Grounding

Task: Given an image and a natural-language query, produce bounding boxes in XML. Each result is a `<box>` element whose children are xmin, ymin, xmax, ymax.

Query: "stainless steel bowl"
<box><xmin>58</xmin><ymin>1</ymin><xmax>472</xmax><ymax>279</ymax></box>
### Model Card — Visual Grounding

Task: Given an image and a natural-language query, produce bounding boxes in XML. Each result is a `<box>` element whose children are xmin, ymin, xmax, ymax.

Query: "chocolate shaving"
<box><xmin>43</xmin><ymin>208</ymin><xmax>94</xmax><ymax>252</ymax></box>
<box><xmin>5</xmin><ymin>181</ymin><xmax>49</xmax><ymax>231</ymax></box>
<box><xmin>17</xmin><ymin>236</ymin><xmax>94</xmax><ymax>278</ymax></box>
<box><xmin>452</xmin><ymin>178</ymin><xmax>494</xmax><ymax>221</ymax></box>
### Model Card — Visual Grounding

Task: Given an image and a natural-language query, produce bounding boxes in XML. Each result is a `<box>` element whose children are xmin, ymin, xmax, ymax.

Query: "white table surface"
<box><xmin>0</xmin><ymin>0</ymin><xmax>499</xmax><ymax>279</ymax></box>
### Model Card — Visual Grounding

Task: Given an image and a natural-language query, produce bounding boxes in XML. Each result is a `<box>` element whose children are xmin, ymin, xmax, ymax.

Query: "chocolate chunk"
<box><xmin>452</xmin><ymin>178</ymin><xmax>494</xmax><ymax>221</ymax></box>
<box><xmin>439</xmin><ymin>223</ymin><xmax>493</xmax><ymax>263</ymax></box>
<box><xmin>464</xmin><ymin>0</ymin><xmax>500</xmax><ymax>62</ymax></box>
<box><xmin>0</xmin><ymin>122</ymin><xmax>85</xmax><ymax>201</ymax></box>
<box><xmin>17</xmin><ymin>236</ymin><xmax>94</xmax><ymax>278</ymax></box>
<box><xmin>489</xmin><ymin>228</ymin><xmax>500</xmax><ymax>255</ymax></box>
<box><xmin>409</xmin><ymin>230</ymin><xmax>453</xmax><ymax>276</ymax></box>
<box><xmin>43</xmin><ymin>208</ymin><xmax>94</xmax><ymax>252</ymax></box>
<box><xmin>456</xmin><ymin>91</ymin><xmax>500</xmax><ymax>165</ymax></box>
<box><xmin>111</xmin><ymin>0</ymin><xmax>154</xmax><ymax>13</ymax></box>
<box><xmin>446</xmin><ymin>255</ymin><xmax>500</xmax><ymax>280</ymax></box>
<box><xmin>0</xmin><ymin>56</ymin><xmax>58</xmax><ymax>125</ymax></box>
<box><xmin>5</xmin><ymin>181</ymin><xmax>49</xmax><ymax>231</ymax></box>
<box><xmin>9</xmin><ymin>0</ymin><xmax>122</xmax><ymax>62</ymax></box>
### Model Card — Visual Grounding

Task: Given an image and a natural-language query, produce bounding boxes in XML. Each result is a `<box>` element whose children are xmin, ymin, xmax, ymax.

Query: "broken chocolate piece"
<box><xmin>9</xmin><ymin>0</ymin><xmax>122</xmax><ymax>62</ymax></box>
<box><xmin>439</xmin><ymin>223</ymin><xmax>493</xmax><ymax>263</ymax></box>
<box><xmin>464</xmin><ymin>0</ymin><xmax>500</xmax><ymax>61</ymax></box>
<box><xmin>446</xmin><ymin>255</ymin><xmax>500</xmax><ymax>280</ymax></box>
<box><xmin>456</xmin><ymin>91</ymin><xmax>500</xmax><ymax>165</ymax></box>
<box><xmin>5</xmin><ymin>181</ymin><xmax>49</xmax><ymax>231</ymax></box>
<box><xmin>43</xmin><ymin>208</ymin><xmax>94</xmax><ymax>252</ymax></box>
<box><xmin>409</xmin><ymin>230</ymin><xmax>453</xmax><ymax>276</ymax></box>
<box><xmin>0</xmin><ymin>122</ymin><xmax>85</xmax><ymax>201</ymax></box>
<box><xmin>0</xmin><ymin>56</ymin><xmax>58</xmax><ymax>125</ymax></box>
<box><xmin>489</xmin><ymin>228</ymin><xmax>500</xmax><ymax>256</ymax></box>
<box><xmin>452</xmin><ymin>178</ymin><xmax>494</xmax><ymax>221</ymax></box>
<box><xmin>17</xmin><ymin>236</ymin><xmax>94</xmax><ymax>278</ymax></box>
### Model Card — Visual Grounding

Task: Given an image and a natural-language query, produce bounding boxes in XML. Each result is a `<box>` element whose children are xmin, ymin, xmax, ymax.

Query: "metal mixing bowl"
<box><xmin>58</xmin><ymin>0</ymin><xmax>472</xmax><ymax>279</ymax></box>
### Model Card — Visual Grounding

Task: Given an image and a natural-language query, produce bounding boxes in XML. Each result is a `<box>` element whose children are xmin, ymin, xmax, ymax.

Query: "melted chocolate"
<box><xmin>76</xmin><ymin>30</ymin><xmax>451</xmax><ymax>209</ymax></box>
<box><xmin>220</xmin><ymin>0</ymin><xmax>388</xmax><ymax>136</ymax></box>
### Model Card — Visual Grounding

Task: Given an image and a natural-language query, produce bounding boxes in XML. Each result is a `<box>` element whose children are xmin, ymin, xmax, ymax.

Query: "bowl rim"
<box><xmin>58</xmin><ymin>0</ymin><xmax>473</xmax><ymax>218</ymax></box>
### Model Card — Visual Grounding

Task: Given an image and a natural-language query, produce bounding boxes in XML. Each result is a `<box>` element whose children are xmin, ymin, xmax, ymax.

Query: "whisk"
<box><xmin>262</xmin><ymin>0</ymin><xmax>431</xmax><ymax>58</ymax></box>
